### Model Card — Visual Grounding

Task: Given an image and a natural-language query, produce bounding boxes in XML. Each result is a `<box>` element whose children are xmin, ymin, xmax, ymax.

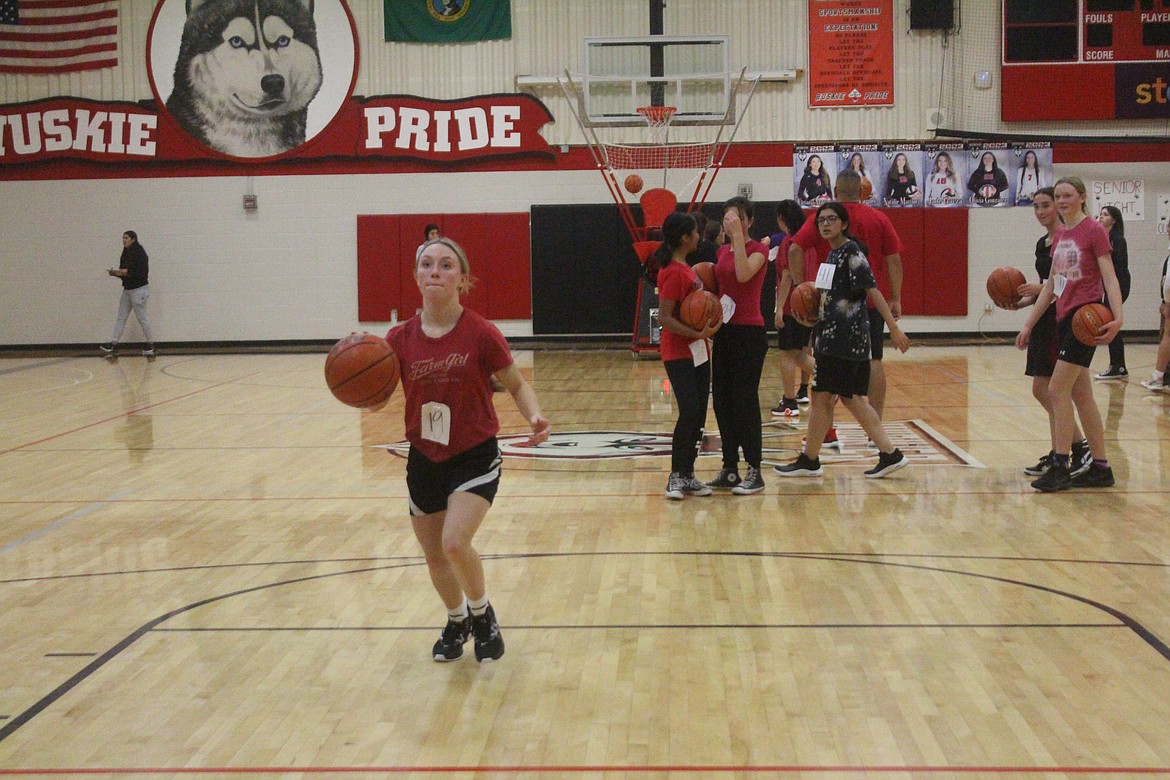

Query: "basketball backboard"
<box><xmin>580</xmin><ymin>35</ymin><xmax>732</xmax><ymax>126</ymax></box>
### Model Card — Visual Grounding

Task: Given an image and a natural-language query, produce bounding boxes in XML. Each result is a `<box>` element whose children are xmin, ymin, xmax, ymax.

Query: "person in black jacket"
<box><xmin>1093</xmin><ymin>206</ymin><xmax>1131</xmax><ymax>380</ymax></box>
<box><xmin>101</xmin><ymin>231</ymin><xmax>156</xmax><ymax>357</ymax></box>
<box><xmin>967</xmin><ymin>152</ymin><xmax>1009</xmax><ymax>206</ymax></box>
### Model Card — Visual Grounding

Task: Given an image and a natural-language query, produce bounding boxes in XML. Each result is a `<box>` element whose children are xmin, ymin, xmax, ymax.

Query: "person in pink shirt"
<box><xmin>386</xmin><ymin>237</ymin><xmax>550</xmax><ymax>663</ymax></box>
<box><xmin>1015</xmin><ymin>177</ymin><xmax>1124</xmax><ymax>492</ymax></box>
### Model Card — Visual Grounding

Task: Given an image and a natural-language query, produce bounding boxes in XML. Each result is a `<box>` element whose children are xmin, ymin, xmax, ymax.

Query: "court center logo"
<box><xmin>429</xmin><ymin>0</ymin><xmax>470</xmax><ymax>22</ymax></box>
<box><xmin>382</xmin><ymin>431</ymin><xmax>675</xmax><ymax>460</ymax></box>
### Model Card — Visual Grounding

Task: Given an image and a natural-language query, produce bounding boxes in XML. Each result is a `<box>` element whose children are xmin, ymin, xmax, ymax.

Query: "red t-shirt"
<box><xmin>715</xmin><ymin>239</ymin><xmax>769</xmax><ymax>326</ymax></box>
<box><xmin>792</xmin><ymin>202</ymin><xmax>903</xmax><ymax>302</ymax></box>
<box><xmin>774</xmin><ymin>235</ymin><xmax>819</xmax><ymax>315</ymax></box>
<box><xmin>657</xmin><ymin>260</ymin><xmax>703</xmax><ymax>362</ymax></box>
<box><xmin>386</xmin><ymin>309</ymin><xmax>513</xmax><ymax>462</ymax></box>
<box><xmin>1050</xmin><ymin>217</ymin><xmax>1112</xmax><ymax>321</ymax></box>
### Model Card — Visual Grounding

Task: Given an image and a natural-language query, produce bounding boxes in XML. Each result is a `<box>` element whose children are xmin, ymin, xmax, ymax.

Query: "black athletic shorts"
<box><xmin>1025</xmin><ymin>306</ymin><xmax>1059</xmax><ymax>378</ymax></box>
<box><xmin>1055</xmin><ymin>315</ymin><xmax>1096</xmax><ymax>369</ymax></box>
<box><xmin>867</xmin><ymin>308</ymin><xmax>884</xmax><ymax>361</ymax></box>
<box><xmin>776</xmin><ymin>314</ymin><xmax>813</xmax><ymax>351</ymax></box>
<box><xmin>406</xmin><ymin>437</ymin><xmax>501</xmax><ymax>516</ymax></box>
<box><xmin>813</xmin><ymin>354</ymin><xmax>870</xmax><ymax>398</ymax></box>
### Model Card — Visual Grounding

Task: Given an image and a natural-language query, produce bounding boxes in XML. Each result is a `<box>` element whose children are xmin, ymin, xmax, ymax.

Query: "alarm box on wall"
<box><xmin>909</xmin><ymin>0</ymin><xmax>953</xmax><ymax>30</ymax></box>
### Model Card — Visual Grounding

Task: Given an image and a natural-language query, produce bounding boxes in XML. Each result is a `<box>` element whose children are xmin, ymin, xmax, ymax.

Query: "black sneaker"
<box><xmin>705</xmin><ymin>468</ymin><xmax>741</xmax><ymax>490</ymax></box>
<box><xmin>732</xmin><ymin>467</ymin><xmax>765</xmax><ymax>494</ymax></box>
<box><xmin>865</xmin><ymin>448</ymin><xmax>909</xmax><ymax>478</ymax></box>
<box><xmin>1070</xmin><ymin>440</ymin><xmax>1092</xmax><ymax>477</ymax></box>
<box><xmin>770</xmin><ymin>398</ymin><xmax>799</xmax><ymax>418</ymax></box>
<box><xmin>796</xmin><ymin>385</ymin><xmax>810</xmax><ymax>404</ymax></box>
<box><xmin>775</xmin><ymin>453</ymin><xmax>823</xmax><ymax>477</ymax></box>
<box><xmin>1093</xmin><ymin>366</ymin><xmax>1128</xmax><ymax>381</ymax></box>
<box><xmin>1023</xmin><ymin>451</ymin><xmax>1054</xmax><ymax>477</ymax></box>
<box><xmin>1071</xmin><ymin>463</ymin><xmax>1115</xmax><ymax>488</ymax></box>
<box><xmin>432</xmin><ymin>615</ymin><xmax>471</xmax><ymax>662</ymax></box>
<box><xmin>471</xmin><ymin>604</ymin><xmax>505</xmax><ymax>662</ymax></box>
<box><xmin>664</xmin><ymin>472</ymin><xmax>686</xmax><ymax>501</ymax></box>
<box><xmin>99</xmin><ymin>342</ymin><xmax>117</xmax><ymax>354</ymax></box>
<box><xmin>680</xmin><ymin>474</ymin><xmax>712</xmax><ymax>497</ymax></box>
<box><xmin>1031</xmin><ymin>462</ymin><xmax>1071</xmax><ymax>492</ymax></box>
<box><xmin>141</xmin><ymin>344</ymin><xmax>155</xmax><ymax>357</ymax></box>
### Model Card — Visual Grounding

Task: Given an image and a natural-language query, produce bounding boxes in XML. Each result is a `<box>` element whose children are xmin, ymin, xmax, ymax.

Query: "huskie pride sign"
<box><xmin>0</xmin><ymin>0</ymin><xmax>553</xmax><ymax>165</ymax></box>
<box><xmin>0</xmin><ymin>94</ymin><xmax>555</xmax><ymax>164</ymax></box>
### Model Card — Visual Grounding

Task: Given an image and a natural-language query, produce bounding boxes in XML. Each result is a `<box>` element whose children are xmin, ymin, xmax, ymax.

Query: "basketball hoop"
<box><xmin>636</xmin><ymin>105</ymin><xmax>677</xmax><ymax>128</ymax></box>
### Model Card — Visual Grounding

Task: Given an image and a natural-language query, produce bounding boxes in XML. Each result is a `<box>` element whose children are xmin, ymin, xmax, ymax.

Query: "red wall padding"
<box><xmin>920</xmin><ymin>208</ymin><xmax>969</xmax><ymax>316</ymax></box>
<box><xmin>357</xmin><ymin>212</ymin><xmax>531</xmax><ymax>322</ymax></box>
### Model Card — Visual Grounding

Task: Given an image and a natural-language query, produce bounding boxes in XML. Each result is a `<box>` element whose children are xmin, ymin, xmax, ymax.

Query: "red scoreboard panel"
<box><xmin>1002</xmin><ymin>0</ymin><xmax>1170</xmax><ymax>121</ymax></box>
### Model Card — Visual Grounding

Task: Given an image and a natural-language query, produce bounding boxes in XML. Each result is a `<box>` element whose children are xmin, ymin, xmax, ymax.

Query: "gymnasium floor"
<box><xmin>0</xmin><ymin>344</ymin><xmax>1168</xmax><ymax>779</ymax></box>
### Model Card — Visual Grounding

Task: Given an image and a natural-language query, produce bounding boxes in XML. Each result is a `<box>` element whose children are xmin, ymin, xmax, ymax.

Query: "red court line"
<box><xmin>2</xmin><ymin>764</ymin><xmax>1170</xmax><ymax>775</ymax></box>
<box><xmin>0</xmin><ymin>373</ymin><xmax>258</xmax><ymax>457</ymax></box>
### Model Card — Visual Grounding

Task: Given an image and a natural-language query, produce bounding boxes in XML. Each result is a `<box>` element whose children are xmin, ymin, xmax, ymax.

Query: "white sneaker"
<box><xmin>1140</xmin><ymin>376</ymin><xmax>1166</xmax><ymax>392</ymax></box>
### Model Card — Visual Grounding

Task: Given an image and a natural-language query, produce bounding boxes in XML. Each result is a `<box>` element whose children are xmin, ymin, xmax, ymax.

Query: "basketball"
<box><xmin>625</xmin><ymin>174</ymin><xmax>644</xmax><ymax>194</ymax></box>
<box><xmin>325</xmin><ymin>332</ymin><xmax>400</xmax><ymax>408</ymax></box>
<box><xmin>1071</xmin><ymin>302</ymin><xmax>1114</xmax><ymax>346</ymax></box>
<box><xmin>693</xmin><ymin>261</ymin><xmax>718</xmax><ymax>295</ymax></box>
<box><xmin>790</xmin><ymin>281</ymin><xmax>821</xmax><ymax>325</ymax></box>
<box><xmin>986</xmin><ymin>266</ymin><xmax>1026</xmax><ymax>309</ymax></box>
<box><xmin>678</xmin><ymin>289</ymin><xmax>721</xmax><ymax>331</ymax></box>
<box><xmin>859</xmin><ymin>178</ymin><xmax>874</xmax><ymax>200</ymax></box>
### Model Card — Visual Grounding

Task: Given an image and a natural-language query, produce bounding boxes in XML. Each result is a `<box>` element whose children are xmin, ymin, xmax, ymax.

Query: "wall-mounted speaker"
<box><xmin>910</xmin><ymin>0</ymin><xmax>954</xmax><ymax>30</ymax></box>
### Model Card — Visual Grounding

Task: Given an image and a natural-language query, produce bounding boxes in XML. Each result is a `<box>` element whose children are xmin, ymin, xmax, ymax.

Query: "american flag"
<box><xmin>0</xmin><ymin>0</ymin><xmax>118</xmax><ymax>74</ymax></box>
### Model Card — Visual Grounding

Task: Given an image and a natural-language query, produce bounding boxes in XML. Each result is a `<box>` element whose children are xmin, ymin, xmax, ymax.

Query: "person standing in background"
<box><xmin>1093</xmin><ymin>206</ymin><xmax>1130</xmax><ymax>381</ymax></box>
<box><xmin>101</xmin><ymin>231</ymin><xmax>155</xmax><ymax>357</ymax></box>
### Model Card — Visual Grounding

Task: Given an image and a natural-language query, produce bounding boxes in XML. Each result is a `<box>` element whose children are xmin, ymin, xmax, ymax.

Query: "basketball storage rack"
<box><xmin>556</xmin><ymin>36</ymin><xmax>759</xmax><ymax>353</ymax></box>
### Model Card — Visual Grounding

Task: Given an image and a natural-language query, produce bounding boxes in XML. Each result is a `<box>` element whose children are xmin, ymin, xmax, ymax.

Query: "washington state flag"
<box><xmin>385</xmin><ymin>0</ymin><xmax>512</xmax><ymax>42</ymax></box>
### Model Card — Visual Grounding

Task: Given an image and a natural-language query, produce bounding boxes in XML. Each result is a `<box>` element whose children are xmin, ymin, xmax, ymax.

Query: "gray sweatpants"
<box><xmin>111</xmin><ymin>285</ymin><xmax>154</xmax><ymax>343</ymax></box>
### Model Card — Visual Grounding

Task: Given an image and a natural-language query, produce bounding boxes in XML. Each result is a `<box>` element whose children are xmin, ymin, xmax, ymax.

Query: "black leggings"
<box><xmin>664</xmin><ymin>358</ymin><xmax>710</xmax><ymax>475</ymax></box>
<box><xmin>1107</xmin><ymin>280</ymin><xmax>1131</xmax><ymax>368</ymax></box>
<box><xmin>711</xmin><ymin>324</ymin><xmax>768</xmax><ymax>470</ymax></box>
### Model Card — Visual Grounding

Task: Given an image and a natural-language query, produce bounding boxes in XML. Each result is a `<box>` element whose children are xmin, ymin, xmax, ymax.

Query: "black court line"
<box><xmin>2</xmin><ymin>551</ymin><xmax>1168</xmax><ymax>746</ymax></box>
<box><xmin>42</xmin><ymin>653</ymin><xmax>97</xmax><ymax>658</ymax></box>
<box><xmin>154</xmin><ymin>622</ymin><xmax>1124</xmax><ymax>632</ymax></box>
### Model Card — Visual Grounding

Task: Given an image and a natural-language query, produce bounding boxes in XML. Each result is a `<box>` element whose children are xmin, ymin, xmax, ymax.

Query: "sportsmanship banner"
<box><xmin>807</xmin><ymin>0</ymin><xmax>894</xmax><ymax>108</ymax></box>
<box><xmin>794</xmin><ymin>142</ymin><xmax>1054</xmax><ymax>208</ymax></box>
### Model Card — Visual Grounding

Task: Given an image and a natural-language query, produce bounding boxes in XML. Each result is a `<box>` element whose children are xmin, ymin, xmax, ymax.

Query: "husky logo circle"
<box><xmin>429</xmin><ymin>0</ymin><xmax>470</xmax><ymax>22</ymax></box>
<box><xmin>147</xmin><ymin>0</ymin><xmax>358</xmax><ymax>159</ymax></box>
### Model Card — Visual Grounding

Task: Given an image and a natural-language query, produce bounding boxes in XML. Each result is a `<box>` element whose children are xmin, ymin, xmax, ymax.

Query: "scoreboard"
<box><xmin>1002</xmin><ymin>0</ymin><xmax>1170</xmax><ymax>120</ymax></box>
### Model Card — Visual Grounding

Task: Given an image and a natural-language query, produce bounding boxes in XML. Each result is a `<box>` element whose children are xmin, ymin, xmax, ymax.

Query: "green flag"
<box><xmin>385</xmin><ymin>0</ymin><xmax>512</xmax><ymax>42</ymax></box>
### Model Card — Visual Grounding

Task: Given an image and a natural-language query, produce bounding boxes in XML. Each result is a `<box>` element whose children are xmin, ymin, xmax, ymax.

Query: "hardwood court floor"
<box><xmin>0</xmin><ymin>345</ymin><xmax>1168</xmax><ymax>779</ymax></box>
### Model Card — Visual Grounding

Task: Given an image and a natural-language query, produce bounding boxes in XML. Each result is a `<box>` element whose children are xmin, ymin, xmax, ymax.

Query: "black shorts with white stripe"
<box><xmin>407</xmin><ymin>437</ymin><xmax>502</xmax><ymax>516</ymax></box>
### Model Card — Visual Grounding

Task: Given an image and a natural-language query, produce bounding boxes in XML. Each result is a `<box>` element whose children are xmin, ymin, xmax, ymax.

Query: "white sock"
<box><xmin>447</xmin><ymin>601</ymin><xmax>468</xmax><ymax>621</ymax></box>
<box><xmin>1155</xmin><ymin>370</ymin><xmax>1165</xmax><ymax>382</ymax></box>
<box><xmin>468</xmin><ymin>595</ymin><xmax>490</xmax><ymax>616</ymax></box>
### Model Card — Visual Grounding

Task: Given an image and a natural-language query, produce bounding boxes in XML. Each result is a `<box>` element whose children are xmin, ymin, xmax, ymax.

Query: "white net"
<box><xmin>601</xmin><ymin>142</ymin><xmax>716</xmax><ymax>172</ymax></box>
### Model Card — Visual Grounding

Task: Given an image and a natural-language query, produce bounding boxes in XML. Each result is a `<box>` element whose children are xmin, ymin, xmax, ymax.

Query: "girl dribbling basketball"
<box><xmin>386</xmin><ymin>238</ymin><xmax>550</xmax><ymax>662</ymax></box>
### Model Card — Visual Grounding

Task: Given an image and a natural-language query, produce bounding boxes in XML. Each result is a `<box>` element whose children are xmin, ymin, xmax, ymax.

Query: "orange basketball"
<box><xmin>693</xmin><ymin>261</ymin><xmax>718</xmax><ymax>295</ymax></box>
<box><xmin>859</xmin><ymin>178</ymin><xmax>874</xmax><ymax>200</ymax></box>
<box><xmin>986</xmin><ymin>266</ymin><xmax>1026</xmax><ymax>309</ymax></box>
<box><xmin>625</xmin><ymin>174</ymin><xmax>644</xmax><ymax>194</ymax></box>
<box><xmin>325</xmin><ymin>332</ymin><xmax>400</xmax><ymax>408</ymax></box>
<box><xmin>679</xmin><ymin>289</ymin><xmax>721</xmax><ymax>331</ymax></box>
<box><xmin>790</xmin><ymin>281</ymin><xmax>822</xmax><ymax>325</ymax></box>
<box><xmin>1071</xmin><ymin>302</ymin><xmax>1114</xmax><ymax>346</ymax></box>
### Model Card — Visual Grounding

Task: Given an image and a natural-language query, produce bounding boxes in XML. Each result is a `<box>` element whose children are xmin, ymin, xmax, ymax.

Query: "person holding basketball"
<box><xmin>967</xmin><ymin>151</ymin><xmax>1009</xmax><ymax>206</ymax></box>
<box><xmin>884</xmin><ymin>153</ymin><xmax>920</xmax><ymax>206</ymax></box>
<box><xmin>797</xmin><ymin>155</ymin><xmax>832</xmax><ymax>206</ymax></box>
<box><xmin>1013</xmin><ymin>187</ymin><xmax>1091</xmax><ymax>479</ymax></box>
<box><xmin>788</xmin><ymin>169</ymin><xmax>904</xmax><ymax>433</ymax></box>
<box><xmin>646</xmin><ymin>212</ymin><xmax>721</xmax><ymax>499</ymax></box>
<box><xmin>705</xmin><ymin>196</ymin><xmax>769</xmax><ymax>495</ymax></box>
<box><xmin>924</xmin><ymin>152</ymin><xmax>961</xmax><ymax>207</ymax></box>
<box><xmin>1015</xmin><ymin>177</ymin><xmax>1123</xmax><ymax>492</ymax></box>
<box><xmin>771</xmin><ymin>199</ymin><xmax>815</xmax><ymax>418</ymax></box>
<box><xmin>386</xmin><ymin>237</ymin><xmax>550</xmax><ymax>662</ymax></box>
<box><xmin>775</xmin><ymin>201</ymin><xmax>910</xmax><ymax>479</ymax></box>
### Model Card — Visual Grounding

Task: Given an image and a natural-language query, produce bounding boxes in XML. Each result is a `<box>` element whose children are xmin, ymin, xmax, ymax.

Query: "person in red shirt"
<box><xmin>788</xmin><ymin>170</ymin><xmax>904</xmax><ymax>423</ymax></box>
<box><xmin>705</xmin><ymin>196</ymin><xmax>770</xmax><ymax>495</ymax></box>
<box><xmin>645</xmin><ymin>212</ymin><xmax>721</xmax><ymax>499</ymax></box>
<box><xmin>386</xmin><ymin>238</ymin><xmax>550</xmax><ymax>663</ymax></box>
<box><xmin>1015</xmin><ymin>177</ymin><xmax>1123</xmax><ymax>492</ymax></box>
